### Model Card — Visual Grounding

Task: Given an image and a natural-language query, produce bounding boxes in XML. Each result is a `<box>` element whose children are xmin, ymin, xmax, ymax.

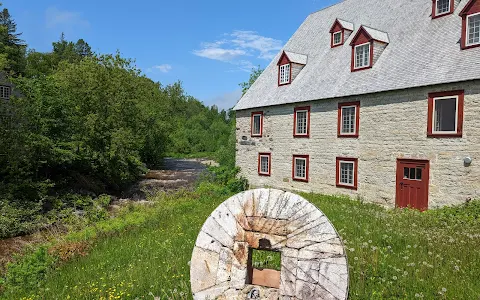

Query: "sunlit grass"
<box><xmin>2</xmin><ymin>187</ymin><xmax>480</xmax><ymax>299</ymax></box>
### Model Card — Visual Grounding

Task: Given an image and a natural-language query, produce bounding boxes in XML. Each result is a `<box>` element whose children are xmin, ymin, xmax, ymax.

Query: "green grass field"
<box><xmin>1</xmin><ymin>184</ymin><xmax>479</xmax><ymax>299</ymax></box>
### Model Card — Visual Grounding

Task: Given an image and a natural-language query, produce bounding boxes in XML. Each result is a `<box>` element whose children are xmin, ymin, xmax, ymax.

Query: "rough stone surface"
<box><xmin>190</xmin><ymin>189</ymin><xmax>349</xmax><ymax>299</ymax></box>
<box><xmin>235</xmin><ymin>81</ymin><xmax>480</xmax><ymax>208</ymax></box>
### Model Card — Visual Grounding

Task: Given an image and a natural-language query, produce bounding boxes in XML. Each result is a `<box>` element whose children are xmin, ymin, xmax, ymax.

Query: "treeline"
<box><xmin>0</xmin><ymin>4</ymin><xmax>235</xmax><ymax>237</ymax></box>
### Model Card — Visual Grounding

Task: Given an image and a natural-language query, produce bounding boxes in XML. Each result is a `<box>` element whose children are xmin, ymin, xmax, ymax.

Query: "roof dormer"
<box><xmin>330</xmin><ymin>19</ymin><xmax>354</xmax><ymax>48</ymax></box>
<box><xmin>459</xmin><ymin>0</ymin><xmax>480</xmax><ymax>49</ymax></box>
<box><xmin>350</xmin><ymin>26</ymin><xmax>389</xmax><ymax>72</ymax></box>
<box><xmin>277</xmin><ymin>51</ymin><xmax>308</xmax><ymax>86</ymax></box>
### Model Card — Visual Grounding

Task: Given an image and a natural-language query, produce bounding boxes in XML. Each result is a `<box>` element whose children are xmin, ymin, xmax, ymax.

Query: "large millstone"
<box><xmin>190</xmin><ymin>189</ymin><xmax>349</xmax><ymax>300</ymax></box>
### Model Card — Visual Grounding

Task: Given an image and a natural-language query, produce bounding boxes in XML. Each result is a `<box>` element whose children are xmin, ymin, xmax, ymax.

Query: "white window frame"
<box><xmin>333</xmin><ymin>31</ymin><xmax>343</xmax><ymax>46</ymax></box>
<box><xmin>354</xmin><ymin>42</ymin><xmax>371</xmax><ymax>69</ymax></box>
<box><xmin>251</xmin><ymin>113</ymin><xmax>263</xmax><ymax>136</ymax></box>
<box><xmin>0</xmin><ymin>86</ymin><xmax>11</xmax><ymax>100</ymax></box>
<box><xmin>293</xmin><ymin>157</ymin><xmax>308</xmax><ymax>180</ymax></box>
<box><xmin>279</xmin><ymin>63</ymin><xmax>291</xmax><ymax>85</ymax></box>
<box><xmin>340</xmin><ymin>105</ymin><xmax>357</xmax><ymax>136</ymax></box>
<box><xmin>466</xmin><ymin>12</ymin><xmax>480</xmax><ymax>46</ymax></box>
<box><xmin>432</xmin><ymin>95</ymin><xmax>459</xmax><ymax>134</ymax></box>
<box><xmin>294</xmin><ymin>109</ymin><xmax>309</xmax><ymax>136</ymax></box>
<box><xmin>259</xmin><ymin>154</ymin><xmax>270</xmax><ymax>175</ymax></box>
<box><xmin>435</xmin><ymin>0</ymin><xmax>451</xmax><ymax>16</ymax></box>
<box><xmin>339</xmin><ymin>160</ymin><xmax>356</xmax><ymax>187</ymax></box>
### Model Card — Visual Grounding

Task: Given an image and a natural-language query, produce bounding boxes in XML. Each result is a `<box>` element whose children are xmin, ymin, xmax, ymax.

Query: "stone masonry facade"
<box><xmin>236</xmin><ymin>80</ymin><xmax>480</xmax><ymax>208</ymax></box>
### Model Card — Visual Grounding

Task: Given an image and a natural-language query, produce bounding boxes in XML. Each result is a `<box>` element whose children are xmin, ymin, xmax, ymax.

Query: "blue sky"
<box><xmin>3</xmin><ymin>0</ymin><xmax>339</xmax><ymax>110</ymax></box>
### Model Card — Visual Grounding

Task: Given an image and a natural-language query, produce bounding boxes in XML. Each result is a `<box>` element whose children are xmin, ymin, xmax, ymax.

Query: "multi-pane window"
<box><xmin>436</xmin><ymin>0</ymin><xmax>451</xmax><ymax>15</ymax></box>
<box><xmin>293</xmin><ymin>155</ymin><xmax>308</xmax><ymax>181</ymax></box>
<box><xmin>338</xmin><ymin>102</ymin><xmax>360</xmax><ymax>137</ymax></box>
<box><xmin>467</xmin><ymin>13</ymin><xmax>480</xmax><ymax>46</ymax></box>
<box><xmin>294</xmin><ymin>107</ymin><xmax>310</xmax><ymax>137</ymax></box>
<box><xmin>258</xmin><ymin>153</ymin><xmax>271</xmax><ymax>176</ymax></box>
<box><xmin>279</xmin><ymin>64</ymin><xmax>291</xmax><ymax>85</ymax></box>
<box><xmin>340</xmin><ymin>162</ymin><xmax>354</xmax><ymax>186</ymax></box>
<box><xmin>336</xmin><ymin>157</ymin><xmax>358</xmax><ymax>189</ymax></box>
<box><xmin>333</xmin><ymin>31</ymin><xmax>342</xmax><ymax>46</ymax></box>
<box><xmin>251</xmin><ymin>112</ymin><xmax>263</xmax><ymax>137</ymax></box>
<box><xmin>433</xmin><ymin>96</ymin><xmax>458</xmax><ymax>133</ymax></box>
<box><xmin>428</xmin><ymin>90</ymin><xmax>463</xmax><ymax>137</ymax></box>
<box><xmin>354</xmin><ymin>43</ymin><xmax>370</xmax><ymax>69</ymax></box>
<box><xmin>403</xmin><ymin>167</ymin><xmax>423</xmax><ymax>181</ymax></box>
<box><xmin>341</xmin><ymin>106</ymin><xmax>356</xmax><ymax>134</ymax></box>
<box><xmin>0</xmin><ymin>86</ymin><xmax>10</xmax><ymax>99</ymax></box>
<box><xmin>296</xmin><ymin>111</ymin><xmax>307</xmax><ymax>134</ymax></box>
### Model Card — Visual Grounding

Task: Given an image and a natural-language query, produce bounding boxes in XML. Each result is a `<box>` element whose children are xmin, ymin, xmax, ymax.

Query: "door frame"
<box><xmin>395</xmin><ymin>158</ymin><xmax>430</xmax><ymax>210</ymax></box>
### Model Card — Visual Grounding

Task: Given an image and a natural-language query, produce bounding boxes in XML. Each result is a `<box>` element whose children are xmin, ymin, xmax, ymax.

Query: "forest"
<box><xmin>0</xmin><ymin>3</ymin><xmax>239</xmax><ymax>238</ymax></box>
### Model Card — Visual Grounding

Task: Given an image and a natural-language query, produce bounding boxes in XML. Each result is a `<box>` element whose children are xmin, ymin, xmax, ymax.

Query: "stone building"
<box><xmin>233</xmin><ymin>0</ymin><xmax>480</xmax><ymax>209</ymax></box>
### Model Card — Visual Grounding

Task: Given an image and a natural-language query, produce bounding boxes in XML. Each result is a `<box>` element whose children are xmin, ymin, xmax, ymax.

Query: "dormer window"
<box><xmin>467</xmin><ymin>13</ymin><xmax>480</xmax><ymax>46</ymax></box>
<box><xmin>333</xmin><ymin>31</ymin><xmax>342</xmax><ymax>46</ymax></box>
<box><xmin>330</xmin><ymin>19</ymin><xmax>354</xmax><ymax>48</ymax></box>
<box><xmin>354</xmin><ymin>43</ymin><xmax>371</xmax><ymax>69</ymax></box>
<box><xmin>279</xmin><ymin>64</ymin><xmax>291</xmax><ymax>85</ymax></box>
<box><xmin>277</xmin><ymin>51</ymin><xmax>307</xmax><ymax>86</ymax></box>
<box><xmin>460</xmin><ymin>0</ymin><xmax>480</xmax><ymax>49</ymax></box>
<box><xmin>350</xmin><ymin>26</ymin><xmax>389</xmax><ymax>72</ymax></box>
<box><xmin>433</xmin><ymin>0</ymin><xmax>453</xmax><ymax>18</ymax></box>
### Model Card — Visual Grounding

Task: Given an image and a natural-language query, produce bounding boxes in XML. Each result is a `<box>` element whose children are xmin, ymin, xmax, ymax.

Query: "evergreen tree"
<box><xmin>0</xmin><ymin>5</ymin><xmax>26</xmax><ymax>75</ymax></box>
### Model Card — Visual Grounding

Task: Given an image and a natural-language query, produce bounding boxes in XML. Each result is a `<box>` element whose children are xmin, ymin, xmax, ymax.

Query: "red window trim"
<box><xmin>292</xmin><ymin>155</ymin><xmax>309</xmax><ymax>182</ymax></box>
<box><xmin>338</xmin><ymin>101</ymin><xmax>360</xmax><ymax>138</ymax></box>
<box><xmin>251</xmin><ymin>111</ymin><xmax>264</xmax><ymax>137</ymax></box>
<box><xmin>427</xmin><ymin>90</ymin><xmax>464</xmax><ymax>138</ymax></box>
<box><xmin>293</xmin><ymin>106</ymin><xmax>311</xmax><ymax>138</ymax></box>
<box><xmin>331</xmin><ymin>30</ymin><xmax>344</xmax><ymax>48</ymax></box>
<box><xmin>336</xmin><ymin>157</ymin><xmax>358</xmax><ymax>190</ymax></box>
<box><xmin>351</xmin><ymin>41</ymin><xmax>374</xmax><ymax>72</ymax></box>
<box><xmin>258</xmin><ymin>152</ymin><xmax>272</xmax><ymax>176</ymax></box>
<box><xmin>461</xmin><ymin>12</ymin><xmax>480</xmax><ymax>50</ymax></box>
<box><xmin>431</xmin><ymin>0</ymin><xmax>455</xmax><ymax>19</ymax></box>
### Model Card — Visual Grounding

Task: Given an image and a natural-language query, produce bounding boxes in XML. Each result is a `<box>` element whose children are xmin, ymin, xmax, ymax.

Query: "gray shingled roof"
<box><xmin>234</xmin><ymin>0</ymin><xmax>480</xmax><ymax>111</ymax></box>
<box><xmin>337</xmin><ymin>19</ymin><xmax>354</xmax><ymax>31</ymax></box>
<box><xmin>360</xmin><ymin>26</ymin><xmax>389</xmax><ymax>44</ymax></box>
<box><xmin>284</xmin><ymin>51</ymin><xmax>308</xmax><ymax>65</ymax></box>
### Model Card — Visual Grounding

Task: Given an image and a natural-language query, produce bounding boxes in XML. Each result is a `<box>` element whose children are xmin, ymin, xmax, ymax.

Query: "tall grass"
<box><xmin>1</xmin><ymin>187</ymin><xmax>479</xmax><ymax>299</ymax></box>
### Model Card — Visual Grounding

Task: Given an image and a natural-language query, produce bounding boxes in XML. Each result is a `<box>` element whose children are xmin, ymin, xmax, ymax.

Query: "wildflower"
<box><xmin>349</xmin><ymin>248</ymin><xmax>355</xmax><ymax>252</ymax></box>
<box><xmin>454</xmin><ymin>265</ymin><xmax>460</xmax><ymax>271</ymax></box>
<box><xmin>392</xmin><ymin>276</ymin><xmax>397</xmax><ymax>280</ymax></box>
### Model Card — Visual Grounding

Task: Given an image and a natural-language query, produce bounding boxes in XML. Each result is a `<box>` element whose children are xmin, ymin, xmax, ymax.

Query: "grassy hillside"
<box><xmin>1</xmin><ymin>184</ymin><xmax>479</xmax><ymax>299</ymax></box>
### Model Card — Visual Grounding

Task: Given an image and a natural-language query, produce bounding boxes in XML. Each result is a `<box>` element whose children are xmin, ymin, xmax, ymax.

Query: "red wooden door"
<box><xmin>396</xmin><ymin>159</ymin><xmax>430</xmax><ymax>211</ymax></box>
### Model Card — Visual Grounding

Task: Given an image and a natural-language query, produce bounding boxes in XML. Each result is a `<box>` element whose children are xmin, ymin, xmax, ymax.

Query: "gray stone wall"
<box><xmin>235</xmin><ymin>80</ymin><xmax>480</xmax><ymax>208</ymax></box>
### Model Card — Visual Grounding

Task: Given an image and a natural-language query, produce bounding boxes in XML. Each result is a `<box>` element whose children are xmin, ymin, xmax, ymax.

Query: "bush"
<box><xmin>1</xmin><ymin>247</ymin><xmax>54</xmax><ymax>294</ymax></box>
<box><xmin>200</xmin><ymin>165</ymin><xmax>248</xmax><ymax>194</ymax></box>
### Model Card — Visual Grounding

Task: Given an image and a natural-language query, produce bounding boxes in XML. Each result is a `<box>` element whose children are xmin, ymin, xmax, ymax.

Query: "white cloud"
<box><xmin>230</xmin><ymin>30</ymin><xmax>283</xmax><ymax>60</ymax></box>
<box><xmin>206</xmin><ymin>89</ymin><xmax>243</xmax><ymax>110</ymax></box>
<box><xmin>193</xmin><ymin>30</ymin><xmax>283</xmax><ymax>72</ymax></box>
<box><xmin>146</xmin><ymin>64</ymin><xmax>173</xmax><ymax>74</ymax></box>
<box><xmin>46</xmin><ymin>7</ymin><xmax>90</xmax><ymax>29</ymax></box>
<box><xmin>192</xmin><ymin>48</ymin><xmax>246</xmax><ymax>62</ymax></box>
<box><xmin>153</xmin><ymin>64</ymin><xmax>173</xmax><ymax>73</ymax></box>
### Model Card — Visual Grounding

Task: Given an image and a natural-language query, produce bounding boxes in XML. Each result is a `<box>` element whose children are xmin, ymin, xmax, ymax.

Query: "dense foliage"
<box><xmin>0</xmin><ymin>3</ymin><xmax>234</xmax><ymax>238</ymax></box>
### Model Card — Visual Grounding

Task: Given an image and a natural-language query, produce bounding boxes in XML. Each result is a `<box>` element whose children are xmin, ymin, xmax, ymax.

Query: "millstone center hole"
<box><xmin>247</xmin><ymin>248</ymin><xmax>281</xmax><ymax>289</ymax></box>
